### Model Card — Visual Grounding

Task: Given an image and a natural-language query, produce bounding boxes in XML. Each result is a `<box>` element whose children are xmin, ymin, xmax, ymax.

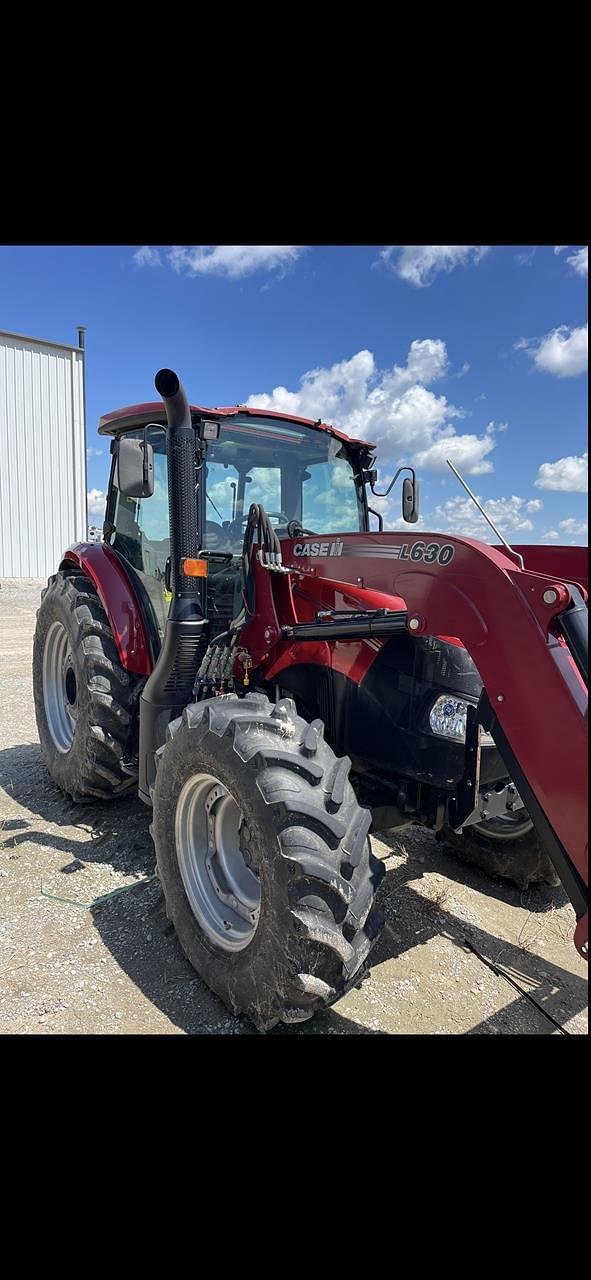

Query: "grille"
<box><xmin>164</xmin><ymin>633</ymin><xmax>209</xmax><ymax>693</ymax></box>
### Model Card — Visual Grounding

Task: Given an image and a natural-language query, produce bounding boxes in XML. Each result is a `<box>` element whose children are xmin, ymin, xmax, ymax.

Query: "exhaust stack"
<box><xmin>154</xmin><ymin>368</ymin><xmax>201</xmax><ymax>606</ymax></box>
<box><xmin>138</xmin><ymin>369</ymin><xmax>208</xmax><ymax>803</ymax></box>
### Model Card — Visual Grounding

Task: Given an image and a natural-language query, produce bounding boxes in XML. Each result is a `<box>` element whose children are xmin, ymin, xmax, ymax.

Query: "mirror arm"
<box><xmin>370</xmin><ymin>465</ymin><xmax>416</xmax><ymax>498</ymax></box>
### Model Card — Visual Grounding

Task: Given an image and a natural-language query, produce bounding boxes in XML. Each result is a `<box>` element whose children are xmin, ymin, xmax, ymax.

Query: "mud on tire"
<box><xmin>33</xmin><ymin>570</ymin><xmax>144</xmax><ymax>801</ymax></box>
<box><xmin>436</xmin><ymin>819</ymin><xmax>560</xmax><ymax>891</ymax></box>
<box><xmin>151</xmin><ymin>692</ymin><xmax>385</xmax><ymax>1031</ymax></box>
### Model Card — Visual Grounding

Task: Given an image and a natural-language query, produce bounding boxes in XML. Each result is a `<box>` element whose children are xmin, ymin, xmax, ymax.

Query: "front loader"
<box><xmin>32</xmin><ymin>369</ymin><xmax>588</xmax><ymax>1029</ymax></box>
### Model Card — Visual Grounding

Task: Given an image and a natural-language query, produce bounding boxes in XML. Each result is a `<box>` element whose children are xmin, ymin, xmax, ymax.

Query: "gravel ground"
<box><xmin>0</xmin><ymin>578</ymin><xmax>587</xmax><ymax>1036</ymax></box>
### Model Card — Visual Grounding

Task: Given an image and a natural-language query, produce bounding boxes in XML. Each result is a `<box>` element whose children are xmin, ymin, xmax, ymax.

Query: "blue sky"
<box><xmin>0</xmin><ymin>243</ymin><xmax>587</xmax><ymax>543</ymax></box>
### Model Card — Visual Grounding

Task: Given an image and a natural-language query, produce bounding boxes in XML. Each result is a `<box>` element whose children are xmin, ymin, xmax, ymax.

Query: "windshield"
<box><xmin>203</xmin><ymin>414</ymin><xmax>365</xmax><ymax>553</ymax></box>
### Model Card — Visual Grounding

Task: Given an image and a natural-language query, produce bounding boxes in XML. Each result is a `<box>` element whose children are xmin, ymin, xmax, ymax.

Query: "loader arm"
<box><xmin>245</xmin><ymin>531</ymin><xmax>588</xmax><ymax>958</ymax></box>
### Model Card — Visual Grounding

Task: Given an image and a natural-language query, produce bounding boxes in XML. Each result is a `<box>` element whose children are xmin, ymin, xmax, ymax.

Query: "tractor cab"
<box><xmin>202</xmin><ymin>414</ymin><xmax>368</xmax><ymax>553</ymax></box>
<box><xmin>99</xmin><ymin>404</ymin><xmax>373</xmax><ymax>643</ymax></box>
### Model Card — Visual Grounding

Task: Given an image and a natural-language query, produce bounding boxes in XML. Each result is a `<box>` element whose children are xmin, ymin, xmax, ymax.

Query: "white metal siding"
<box><xmin>0</xmin><ymin>331</ymin><xmax>86</xmax><ymax>577</ymax></box>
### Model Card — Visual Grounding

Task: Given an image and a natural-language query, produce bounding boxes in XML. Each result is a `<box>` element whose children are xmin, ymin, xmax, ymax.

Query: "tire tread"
<box><xmin>152</xmin><ymin>692</ymin><xmax>385</xmax><ymax>1029</ymax></box>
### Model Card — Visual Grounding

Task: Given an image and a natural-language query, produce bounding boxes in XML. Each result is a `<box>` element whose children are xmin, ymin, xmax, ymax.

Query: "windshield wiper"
<box><xmin>207</xmin><ymin>492</ymin><xmax>225</xmax><ymax>521</ymax></box>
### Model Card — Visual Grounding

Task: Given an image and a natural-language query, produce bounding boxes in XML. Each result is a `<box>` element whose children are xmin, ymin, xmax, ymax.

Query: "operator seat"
<box><xmin>205</xmin><ymin>519</ymin><xmax>225</xmax><ymax>549</ymax></box>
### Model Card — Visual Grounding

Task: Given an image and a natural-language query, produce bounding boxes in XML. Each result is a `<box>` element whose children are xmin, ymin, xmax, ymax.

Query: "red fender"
<box><xmin>61</xmin><ymin>543</ymin><xmax>152</xmax><ymax>675</ymax></box>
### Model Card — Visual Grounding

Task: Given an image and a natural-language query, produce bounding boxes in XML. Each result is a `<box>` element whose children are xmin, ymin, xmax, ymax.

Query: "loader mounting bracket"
<box><xmin>448</xmin><ymin>699</ymin><xmax>483</xmax><ymax>829</ymax></box>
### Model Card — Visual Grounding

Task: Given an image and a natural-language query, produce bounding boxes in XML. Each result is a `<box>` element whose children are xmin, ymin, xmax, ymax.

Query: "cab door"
<box><xmin>104</xmin><ymin>425</ymin><xmax>171</xmax><ymax>642</ymax></box>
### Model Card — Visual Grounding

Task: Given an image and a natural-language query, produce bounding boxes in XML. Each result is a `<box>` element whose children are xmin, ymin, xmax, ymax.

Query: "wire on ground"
<box><xmin>40</xmin><ymin>874</ymin><xmax>158</xmax><ymax>910</ymax></box>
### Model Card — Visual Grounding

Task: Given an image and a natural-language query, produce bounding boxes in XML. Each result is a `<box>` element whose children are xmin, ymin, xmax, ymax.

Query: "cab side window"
<box><xmin>107</xmin><ymin>426</ymin><xmax>170</xmax><ymax>637</ymax></box>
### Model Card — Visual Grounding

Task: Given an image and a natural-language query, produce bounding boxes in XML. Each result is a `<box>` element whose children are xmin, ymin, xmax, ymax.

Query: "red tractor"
<box><xmin>32</xmin><ymin>370</ymin><xmax>588</xmax><ymax>1029</ymax></box>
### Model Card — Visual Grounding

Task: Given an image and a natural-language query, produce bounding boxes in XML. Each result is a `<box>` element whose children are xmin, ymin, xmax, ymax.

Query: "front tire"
<box><xmin>152</xmin><ymin>693</ymin><xmax>385</xmax><ymax>1031</ymax></box>
<box><xmin>437</xmin><ymin>809</ymin><xmax>560</xmax><ymax>891</ymax></box>
<box><xmin>33</xmin><ymin>570</ymin><xmax>143</xmax><ymax>801</ymax></box>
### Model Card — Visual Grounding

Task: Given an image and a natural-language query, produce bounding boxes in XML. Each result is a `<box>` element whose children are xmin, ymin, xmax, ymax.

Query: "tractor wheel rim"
<box><xmin>175</xmin><ymin>772</ymin><xmax>260</xmax><ymax>952</ymax></box>
<box><xmin>42</xmin><ymin>621</ymin><xmax>78</xmax><ymax>753</ymax></box>
<box><xmin>474</xmin><ymin>811</ymin><xmax>534</xmax><ymax>841</ymax></box>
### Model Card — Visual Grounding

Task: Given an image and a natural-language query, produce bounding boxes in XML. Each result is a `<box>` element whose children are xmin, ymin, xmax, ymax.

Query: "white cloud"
<box><xmin>535</xmin><ymin>451</ymin><xmax>587</xmax><ymax>492</ymax></box>
<box><xmin>541</xmin><ymin>520</ymin><xmax>587</xmax><ymax>545</ymax></box>
<box><xmin>133</xmin><ymin>246</ymin><xmax>162</xmax><ymax>268</ymax></box>
<box><xmin>497</xmin><ymin>421</ymin><xmax>509</xmax><ymax>432</ymax></box>
<box><xmin>554</xmin><ymin>246</ymin><xmax>568</xmax><ymax>255</ymax></box>
<box><xmin>87</xmin><ymin>489</ymin><xmax>106</xmax><ymax>518</ymax></box>
<box><xmin>428</xmin><ymin>494</ymin><xmax>540</xmax><ymax>542</ymax></box>
<box><xmin>516</xmin><ymin>324</ymin><xmax>588</xmax><ymax>377</ymax></box>
<box><xmin>411</xmin><ymin>422</ymin><xmax>495</xmax><ymax>475</ymax></box>
<box><xmin>558</xmin><ymin>517</ymin><xmax>588</xmax><ymax>537</ymax></box>
<box><xmin>86</xmin><ymin>447</ymin><xmax>103</xmax><ymax>458</ymax></box>
<box><xmin>247</xmin><ymin>340</ymin><xmax>497</xmax><ymax>476</ymax></box>
<box><xmin>167</xmin><ymin>245</ymin><xmax>305</xmax><ymax>280</ymax></box>
<box><xmin>516</xmin><ymin>248</ymin><xmax>536</xmax><ymax>266</ymax></box>
<box><xmin>567</xmin><ymin>247</ymin><xmax>588</xmax><ymax>278</ymax></box>
<box><xmin>380</xmin><ymin>245</ymin><xmax>489</xmax><ymax>288</ymax></box>
<box><xmin>388</xmin><ymin>337</ymin><xmax>450</xmax><ymax>389</ymax></box>
<box><xmin>248</xmin><ymin>348</ymin><xmax>376</xmax><ymax>423</ymax></box>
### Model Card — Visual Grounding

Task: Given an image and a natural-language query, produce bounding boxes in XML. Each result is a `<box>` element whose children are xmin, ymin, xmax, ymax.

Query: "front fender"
<box><xmin>61</xmin><ymin>543</ymin><xmax>152</xmax><ymax>675</ymax></box>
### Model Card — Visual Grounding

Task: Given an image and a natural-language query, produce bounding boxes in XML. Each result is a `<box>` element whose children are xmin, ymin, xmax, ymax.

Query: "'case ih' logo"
<box><xmin>293</xmin><ymin>540</ymin><xmax>344</xmax><ymax>557</ymax></box>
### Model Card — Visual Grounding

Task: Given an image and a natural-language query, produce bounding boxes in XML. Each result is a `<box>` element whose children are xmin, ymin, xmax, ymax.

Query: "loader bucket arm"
<box><xmin>254</xmin><ymin>532</ymin><xmax>588</xmax><ymax>958</ymax></box>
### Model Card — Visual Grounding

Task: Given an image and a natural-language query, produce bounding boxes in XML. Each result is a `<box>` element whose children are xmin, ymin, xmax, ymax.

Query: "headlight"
<box><xmin>428</xmin><ymin>695</ymin><xmax>495</xmax><ymax>745</ymax></box>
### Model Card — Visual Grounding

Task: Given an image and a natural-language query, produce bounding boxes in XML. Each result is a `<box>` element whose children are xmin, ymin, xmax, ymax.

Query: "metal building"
<box><xmin>0</xmin><ymin>328</ymin><xmax>87</xmax><ymax>578</ymax></box>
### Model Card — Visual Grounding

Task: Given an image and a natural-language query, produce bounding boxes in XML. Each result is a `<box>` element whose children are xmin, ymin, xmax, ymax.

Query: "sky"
<box><xmin>0</xmin><ymin>243</ymin><xmax>587</xmax><ymax>544</ymax></box>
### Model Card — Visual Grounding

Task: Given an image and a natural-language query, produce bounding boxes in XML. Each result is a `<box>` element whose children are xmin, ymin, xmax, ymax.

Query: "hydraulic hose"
<box><xmin>241</xmin><ymin>502</ymin><xmax>282</xmax><ymax>614</ymax></box>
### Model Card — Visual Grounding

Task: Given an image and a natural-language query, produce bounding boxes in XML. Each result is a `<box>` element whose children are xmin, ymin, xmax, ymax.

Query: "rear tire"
<box><xmin>33</xmin><ymin>570</ymin><xmax>144</xmax><ymax>801</ymax></box>
<box><xmin>151</xmin><ymin>693</ymin><xmax>385</xmax><ymax>1031</ymax></box>
<box><xmin>437</xmin><ymin>811</ymin><xmax>559</xmax><ymax>891</ymax></box>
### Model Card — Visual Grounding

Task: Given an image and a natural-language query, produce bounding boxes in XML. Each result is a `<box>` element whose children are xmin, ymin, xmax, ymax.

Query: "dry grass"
<box><xmin>424</xmin><ymin>880</ymin><xmax>452</xmax><ymax>916</ymax></box>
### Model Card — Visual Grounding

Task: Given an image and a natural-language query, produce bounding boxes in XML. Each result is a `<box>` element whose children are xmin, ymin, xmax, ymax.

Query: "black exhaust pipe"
<box><xmin>138</xmin><ymin>369</ymin><xmax>208</xmax><ymax>803</ymax></box>
<box><xmin>154</xmin><ymin>368</ymin><xmax>201</xmax><ymax>607</ymax></box>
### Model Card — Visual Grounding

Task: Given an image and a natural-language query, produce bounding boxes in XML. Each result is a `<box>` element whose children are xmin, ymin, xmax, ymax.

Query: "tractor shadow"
<box><xmin>376</xmin><ymin>823</ymin><xmax>571</xmax><ymax>914</ymax></box>
<box><xmin>0</xmin><ymin>742</ymin><xmax>154</xmax><ymax>876</ymax></box>
<box><xmin>370</xmin><ymin>828</ymin><xmax>587</xmax><ymax>1035</ymax></box>
<box><xmin>1</xmin><ymin>743</ymin><xmax>586</xmax><ymax>1036</ymax></box>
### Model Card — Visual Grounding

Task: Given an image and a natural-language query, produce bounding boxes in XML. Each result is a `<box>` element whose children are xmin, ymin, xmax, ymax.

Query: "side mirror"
<box><xmin>402</xmin><ymin>476</ymin><xmax>420</xmax><ymax>523</ymax></box>
<box><xmin>116</xmin><ymin>437</ymin><xmax>154</xmax><ymax>498</ymax></box>
<box><xmin>368</xmin><ymin>463</ymin><xmax>420</xmax><ymax>522</ymax></box>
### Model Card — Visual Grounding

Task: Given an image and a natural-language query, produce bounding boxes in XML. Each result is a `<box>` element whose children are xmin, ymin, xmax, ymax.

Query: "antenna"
<box><xmin>446</xmin><ymin>459</ymin><xmax>525</xmax><ymax>571</ymax></box>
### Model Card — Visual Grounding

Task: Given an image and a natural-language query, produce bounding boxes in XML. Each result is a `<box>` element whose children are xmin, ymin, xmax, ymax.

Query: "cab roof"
<box><xmin>97</xmin><ymin>402</ymin><xmax>375</xmax><ymax>452</ymax></box>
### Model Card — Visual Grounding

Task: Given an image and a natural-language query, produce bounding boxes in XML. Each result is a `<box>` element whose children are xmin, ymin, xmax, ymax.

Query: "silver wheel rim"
<box><xmin>42</xmin><ymin>621</ymin><xmax>78</xmax><ymax>752</ymax></box>
<box><xmin>175</xmin><ymin>772</ymin><xmax>260</xmax><ymax>952</ymax></box>
<box><xmin>474</xmin><ymin>811</ymin><xmax>533</xmax><ymax>841</ymax></box>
